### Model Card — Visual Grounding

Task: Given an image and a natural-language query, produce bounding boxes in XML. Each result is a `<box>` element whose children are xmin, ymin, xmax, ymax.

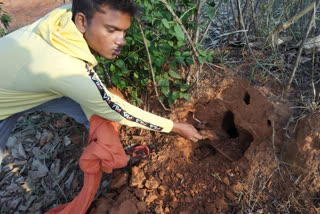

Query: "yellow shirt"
<box><xmin>0</xmin><ymin>5</ymin><xmax>173</xmax><ymax>132</ymax></box>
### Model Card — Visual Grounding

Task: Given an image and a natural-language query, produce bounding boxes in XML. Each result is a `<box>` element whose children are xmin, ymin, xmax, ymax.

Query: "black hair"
<box><xmin>72</xmin><ymin>0</ymin><xmax>137</xmax><ymax>23</ymax></box>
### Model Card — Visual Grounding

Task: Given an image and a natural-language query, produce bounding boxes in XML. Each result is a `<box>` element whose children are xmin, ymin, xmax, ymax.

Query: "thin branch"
<box><xmin>180</xmin><ymin>5</ymin><xmax>197</xmax><ymax>20</ymax></box>
<box><xmin>236</xmin><ymin>0</ymin><xmax>242</xmax><ymax>33</ymax></box>
<box><xmin>286</xmin><ymin>0</ymin><xmax>320</xmax><ymax>91</ymax></box>
<box><xmin>230</xmin><ymin>0</ymin><xmax>239</xmax><ymax>31</ymax></box>
<box><xmin>192</xmin><ymin>0</ymin><xmax>203</xmax><ymax>44</ymax></box>
<box><xmin>248</xmin><ymin>168</ymin><xmax>260</xmax><ymax>209</ymax></box>
<box><xmin>211</xmin><ymin>29</ymin><xmax>248</xmax><ymax>41</ymax></box>
<box><xmin>250</xmin><ymin>0</ymin><xmax>257</xmax><ymax>35</ymax></box>
<box><xmin>137</xmin><ymin>21</ymin><xmax>170</xmax><ymax>111</ymax></box>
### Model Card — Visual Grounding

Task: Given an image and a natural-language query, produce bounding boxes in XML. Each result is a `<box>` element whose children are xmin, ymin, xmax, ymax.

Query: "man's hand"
<box><xmin>171</xmin><ymin>122</ymin><xmax>202</xmax><ymax>142</ymax></box>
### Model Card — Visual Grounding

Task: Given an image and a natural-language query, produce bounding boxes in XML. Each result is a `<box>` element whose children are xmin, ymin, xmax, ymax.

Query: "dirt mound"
<box><xmin>284</xmin><ymin>113</ymin><xmax>320</xmax><ymax>206</ymax></box>
<box><xmin>185</xmin><ymin>79</ymin><xmax>273</xmax><ymax>162</ymax></box>
<box><xmin>89</xmin><ymin>78</ymin><xmax>283</xmax><ymax>214</ymax></box>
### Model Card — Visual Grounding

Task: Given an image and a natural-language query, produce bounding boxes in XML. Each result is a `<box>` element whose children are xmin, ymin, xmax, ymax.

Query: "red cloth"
<box><xmin>45</xmin><ymin>114</ymin><xmax>128</xmax><ymax>214</ymax></box>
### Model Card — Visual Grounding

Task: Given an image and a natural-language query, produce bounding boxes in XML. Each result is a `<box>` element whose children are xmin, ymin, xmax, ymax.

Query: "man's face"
<box><xmin>83</xmin><ymin>5</ymin><xmax>131</xmax><ymax>59</ymax></box>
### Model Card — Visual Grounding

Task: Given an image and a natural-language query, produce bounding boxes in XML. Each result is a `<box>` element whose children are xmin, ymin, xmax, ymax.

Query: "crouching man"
<box><xmin>0</xmin><ymin>0</ymin><xmax>202</xmax><ymax>213</ymax></box>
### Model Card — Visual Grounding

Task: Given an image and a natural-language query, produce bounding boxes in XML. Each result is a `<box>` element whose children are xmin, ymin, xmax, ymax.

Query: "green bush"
<box><xmin>0</xmin><ymin>2</ymin><xmax>11</xmax><ymax>37</ymax></box>
<box><xmin>97</xmin><ymin>0</ymin><xmax>214</xmax><ymax>106</ymax></box>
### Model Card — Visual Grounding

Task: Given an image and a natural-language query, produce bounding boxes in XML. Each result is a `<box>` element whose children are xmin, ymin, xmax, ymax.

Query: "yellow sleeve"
<box><xmin>49</xmin><ymin>63</ymin><xmax>173</xmax><ymax>133</ymax></box>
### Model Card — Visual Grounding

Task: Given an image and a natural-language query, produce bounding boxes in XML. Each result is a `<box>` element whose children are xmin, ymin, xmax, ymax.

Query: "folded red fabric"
<box><xmin>45</xmin><ymin>114</ymin><xmax>127</xmax><ymax>214</ymax></box>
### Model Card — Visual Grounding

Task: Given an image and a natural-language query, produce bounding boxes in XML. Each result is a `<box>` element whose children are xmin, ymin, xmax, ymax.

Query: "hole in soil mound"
<box><xmin>236</xmin><ymin>127</ymin><xmax>254</xmax><ymax>154</ymax></box>
<box><xmin>222</xmin><ymin>111</ymin><xmax>239</xmax><ymax>138</ymax></box>
<box><xmin>190</xmin><ymin>108</ymin><xmax>255</xmax><ymax>161</ymax></box>
<box><xmin>217</xmin><ymin>111</ymin><xmax>254</xmax><ymax>161</ymax></box>
<box><xmin>267</xmin><ymin>120</ymin><xmax>271</xmax><ymax>127</ymax></box>
<box><xmin>244</xmin><ymin>92</ymin><xmax>250</xmax><ymax>104</ymax></box>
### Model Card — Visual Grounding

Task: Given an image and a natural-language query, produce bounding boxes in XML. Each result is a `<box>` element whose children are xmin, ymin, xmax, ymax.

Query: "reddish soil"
<box><xmin>88</xmin><ymin>73</ymin><xmax>290</xmax><ymax>214</ymax></box>
<box><xmin>1</xmin><ymin>0</ymin><xmax>71</xmax><ymax>31</ymax></box>
<box><xmin>87</xmin><ymin>68</ymin><xmax>320</xmax><ymax>214</ymax></box>
<box><xmin>2</xmin><ymin>2</ymin><xmax>320</xmax><ymax>214</ymax></box>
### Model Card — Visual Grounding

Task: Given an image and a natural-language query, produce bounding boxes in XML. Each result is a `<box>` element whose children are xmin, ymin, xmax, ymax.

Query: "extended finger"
<box><xmin>194</xmin><ymin>133</ymin><xmax>202</xmax><ymax>139</ymax></box>
<box><xmin>190</xmin><ymin>126</ymin><xmax>202</xmax><ymax>139</ymax></box>
<box><xmin>189</xmin><ymin>137</ymin><xmax>199</xmax><ymax>142</ymax></box>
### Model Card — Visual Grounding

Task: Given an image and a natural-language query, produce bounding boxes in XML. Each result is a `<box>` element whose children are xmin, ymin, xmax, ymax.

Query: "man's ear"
<box><xmin>74</xmin><ymin>12</ymin><xmax>88</xmax><ymax>34</ymax></box>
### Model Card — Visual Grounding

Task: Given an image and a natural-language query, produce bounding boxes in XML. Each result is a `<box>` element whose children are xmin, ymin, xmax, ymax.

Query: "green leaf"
<box><xmin>131</xmin><ymin>89</ymin><xmax>138</xmax><ymax>99</ymax></box>
<box><xmin>172</xmin><ymin>91</ymin><xmax>180</xmax><ymax>100</ymax></box>
<box><xmin>177</xmin><ymin>40</ymin><xmax>184</xmax><ymax>47</ymax></box>
<box><xmin>175</xmin><ymin>56</ymin><xmax>186</xmax><ymax>66</ymax></box>
<box><xmin>116</xmin><ymin>59</ymin><xmax>130</xmax><ymax>75</ymax></box>
<box><xmin>199</xmin><ymin>49</ymin><xmax>207</xmax><ymax>56</ymax></box>
<box><xmin>180</xmin><ymin>93</ymin><xmax>191</xmax><ymax>101</ymax></box>
<box><xmin>110</xmin><ymin>64</ymin><xmax>116</xmax><ymax>72</ymax></box>
<box><xmin>168</xmin><ymin>41</ymin><xmax>174</xmax><ymax>47</ymax></box>
<box><xmin>126</xmin><ymin>36</ymin><xmax>133</xmax><ymax>42</ymax></box>
<box><xmin>158</xmin><ymin>78</ymin><xmax>170</xmax><ymax>88</ymax></box>
<box><xmin>163</xmin><ymin>72</ymin><xmax>170</xmax><ymax>79</ymax></box>
<box><xmin>159</xmin><ymin>44</ymin><xmax>172</xmax><ymax>57</ymax></box>
<box><xmin>161</xmin><ymin>18</ymin><xmax>170</xmax><ymax>29</ymax></box>
<box><xmin>168</xmin><ymin>96</ymin><xmax>175</xmax><ymax>105</ymax></box>
<box><xmin>174</xmin><ymin>24</ymin><xmax>185</xmax><ymax>41</ymax></box>
<box><xmin>159</xmin><ymin>96</ymin><xmax>164</xmax><ymax>102</ymax></box>
<box><xmin>161</xmin><ymin>87</ymin><xmax>170</xmax><ymax>97</ymax></box>
<box><xmin>137</xmin><ymin>98</ymin><xmax>143</xmax><ymax>106</ymax></box>
<box><xmin>141</xmin><ymin>78</ymin><xmax>148</xmax><ymax>86</ymax></box>
<box><xmin>180</xmin><ymin>84</ymin><xmax>190</xmax><ymax>92</ymax></box>
<box><xmin>174</xmin><ymin>80</ymin><xmax>182</xmax><ymax>86</ymax></box>
<box><xmin>199</xmin><ymin>56</ymin><xmax>206</xmax><ymax>64</ymax></box>
<box><xmin>206</xmin><ymin>6</ymin><xmax>216</xmax><ymax>20</ymax></box>
<box><xmin>118</xmin><ymin>80</ymin><xmax>127</xmax><ymax>90</ymax></box>
<box><xmin>111</xmin><ymin>75</ymin><xmax>120</xmax><ymax>85</ymax></box>
<box><xmin>168</xmin><ymin>2</ymin><xmax>176</xmax><ymax>10</ymax></box>
<box><xmin>182</xmin><ymin>51</ymin><xmax>190</xmax><ymax>57</ymax></box>
<box><xmin>170</xmin><ymin>60</ymin><xmax>177</xmax><ymax>69</ymax></box>
<box><xmin>186</xmin><ymin>57</ymin><xmax>194</xmax><ymax>65</ymax></box>
<box><xmin>169</xmin><ymin>70</ymin><xmax>182</xmax><ymax>79</ymax></box>
<box><xmin>174</xmin><ymin>51</ymin><xmax>181</xmax><ymax>56</ymax></box>
<box><xmin>116</xmin><ymin>59</ymin><xmax>126</xmax><ymax>69</ymax></box>
<box><xmin>154</xmin><ymin>58</ymin><xmax>161</xmax><ymax>67</ymax></box>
